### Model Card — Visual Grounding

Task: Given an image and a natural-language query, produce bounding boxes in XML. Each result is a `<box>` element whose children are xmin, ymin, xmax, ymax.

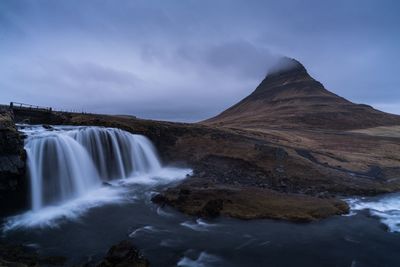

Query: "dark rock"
<box><xmin>295</xmin><ymin>149</ymin><xmax>317</xmax><ymax>163</ymax></box>
<box><xmin>366</xmin><ymin>166</ymin><xmax>385</xmax><ymax>180</ymax></box>
<box><xmin>0</xmin><ymin>242</ymin><xmax>66</xmax><ymax>267</ymax></box>
<box><xmin>151</xmin><ymin>194</ymin><xmax>167</xmax><ymax>206</ymax></box>
<box><xmin>42</xmin><ymin>124</ymin><xmax>53</xmax><ymax>130</ymax></box>
<box><xmin>13</xmin><ymin>109</ymin><xmax>69</xmax><ymax>125</ymax></box>
<box><xmin>40</xmin><ymin>256</ymin><xmax>67</xmax><ymax>266</ymax></box>
<box><xmin>179</xmin><ymin>188</ymin><xmax>191</xmax><ymax>195</ymax></box>
<box><xmin>191</xmin><ymin>155</ymin><xmax>275</xmax><ymax>189</ymax></box>
<box><xmin>97</xmin><ymin>240</ymin><xmax>149</xmax><ymax>267</ymax></box>
<box><xmin>200</xmin><ymin>199</ymin><xmax>224</xmax><ymax>218</ymax></box>
<box><xmin>275</xmin><ymin>148</ymin><xmax>288</xmax><ymax>161</ymax></box>
<box><xmin>102</xmin><ymin>182</ymin><xmax>112</xmax><ymax>187</ymax></box>
<box><xmin>0</xmin><ymin>111</ymin><xmax>28</xmax><ymax>216</ymax></box>
<box><xmin>0</xmin><ymin>240</ymin><xmax>148</xmax><ymax>267</ymax></box>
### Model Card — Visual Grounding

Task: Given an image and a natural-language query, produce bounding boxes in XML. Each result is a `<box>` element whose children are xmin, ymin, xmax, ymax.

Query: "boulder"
<box><xmin>97</xmin><ymin>240</ymin><xmax>149</xmax><ymax>267</ymax></box>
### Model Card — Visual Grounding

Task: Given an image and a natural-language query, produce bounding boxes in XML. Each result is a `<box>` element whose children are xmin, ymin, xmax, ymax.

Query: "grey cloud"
<box><xmin>203</xmin><ymin>41</ymin><xmax>277</xmax><ymax>79</ymax></box>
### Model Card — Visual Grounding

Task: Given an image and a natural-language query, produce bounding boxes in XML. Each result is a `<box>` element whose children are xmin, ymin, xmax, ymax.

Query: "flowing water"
<box><xmin>22</xmin><ymin>125</ymin><xmax>163</xmax><ymax>210</ymax></box>
<box><xmin>347</xmin><ymin>193</ymin><xmax>400</xmax><ymax>233</ymax></box>
<box><xmin>1</xmin><ymin>125</ymin><xmax>400</xmax><ymax>267</ymax></box>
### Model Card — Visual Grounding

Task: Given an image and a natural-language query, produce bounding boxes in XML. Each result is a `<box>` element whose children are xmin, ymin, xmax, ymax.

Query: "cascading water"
<box><xmin>70</xmin><ymin>127</ymin><xmax>161</xmax><ymax>180</ymax></box>
<box><xmin>21</xmin><ymin>125</ymin><xmax>162</xmax><ymax>210</ymax></box>
<box><xmin>25</xmin><ymin>133</ymin><xmax>100</xmax><ymax>210</ymax></box>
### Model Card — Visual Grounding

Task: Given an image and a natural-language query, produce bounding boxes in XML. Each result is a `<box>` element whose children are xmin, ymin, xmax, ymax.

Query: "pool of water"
<box><xmin>2</xmin><ymin>179</ymin><xmax>400</xmax><ymax>267</ymax></box>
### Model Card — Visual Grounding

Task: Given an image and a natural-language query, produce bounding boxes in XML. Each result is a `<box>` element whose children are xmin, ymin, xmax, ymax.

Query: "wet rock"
<box><xmin>40</xmin><ymin>256</ymin><xmax>67</xmax><ymax>266</ymax></box>
<box><xmin>102</xmin><ymin>182</ymin><xmax>113</xmax><ymax>187</ymax></box>
<box><xmin>42</xmin><ymin>124</ymin><xmax>54</xmax><ymax>130</ymax></box>
<box><xmin>97</xmin><ymin>240</ymin><xmax>149</xmax><ymax>267</ymax></box>
<box><xmin>0</xmin><ymin>242</ymin><xmax>66</xmax><ymax>267</ymax></box>
<box><xmin>199</xmin><ymin>199</ymin><xmax>224</xmax><ymax>218</ymax></box>
<box><xmin>0</xmin><ymin>111</ymin><xmax>28</xmax><ymax>216</ymax></box>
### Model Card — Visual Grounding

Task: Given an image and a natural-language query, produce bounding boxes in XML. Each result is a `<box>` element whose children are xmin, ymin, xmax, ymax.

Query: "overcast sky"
<box><xmin>1</xmin><ymin>0</ymin><xmax>399</xmax><ymax>121</ymax></box>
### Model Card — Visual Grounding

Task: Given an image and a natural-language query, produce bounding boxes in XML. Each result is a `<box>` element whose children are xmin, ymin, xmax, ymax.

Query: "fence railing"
<box><xmin>3</xmin><ymin>102</ymin><xmax>94</xmax><ymax>115</ymax></box>
<box><xmin>9</xmin><ymin>102</ymin><xmax>52</xmax><ymax>112</ymax></box>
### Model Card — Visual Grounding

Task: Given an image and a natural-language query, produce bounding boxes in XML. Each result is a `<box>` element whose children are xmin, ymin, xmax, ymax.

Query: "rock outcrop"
<box><xmin>152</xmin><ymin>185</ymin><xmax>349</xmax><ymax>222</ymax></box>
<box><xmin>97</xmin><ymin>240</ymin><xmax>149</xmax><ymax>267</ymax></box>
<box><xmin>0</xmin><ymin>111</ymin><xmax>27</xmax><ymax>216</ymax></box>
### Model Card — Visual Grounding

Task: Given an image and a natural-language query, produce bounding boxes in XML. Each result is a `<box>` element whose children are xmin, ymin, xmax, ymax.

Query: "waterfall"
<box><xmin>21</xmin><ymin>125</ymin><xmax>162</xmax><ymax>211</ymax></box>
<box><xmin>70</xmin><ymin>127</ymin><xmax>161</xmax><ymax>180</ymax></box>
<box><xmin>25</xmin><ymin>134</ymin><xmax>100</xmax><ymax>210</ymax></box>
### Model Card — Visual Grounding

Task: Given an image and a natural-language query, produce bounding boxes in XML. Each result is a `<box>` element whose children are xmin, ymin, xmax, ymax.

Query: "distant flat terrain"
<box><xmin>351</xmin><ymin>126</ymin><xmax>400</xmax><ymax>138</ymax></box>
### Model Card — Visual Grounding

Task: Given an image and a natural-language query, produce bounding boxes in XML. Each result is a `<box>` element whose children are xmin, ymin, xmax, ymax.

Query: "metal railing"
<box><xmin>4</xmin><ymin>102</ymin><xmax>94</xmax><ymax>115</ymax></box>
<box><xmin>9</xmin><ymin>102</ymin><xmax>52</xmax><ymax>112</ymax></box>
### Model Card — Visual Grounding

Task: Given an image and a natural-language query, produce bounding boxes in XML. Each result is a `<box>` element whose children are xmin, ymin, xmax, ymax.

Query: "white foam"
<box><xmin>259</xmin><ymin>241</ymin><xmax>271</xmax><ymax>246</ymax></box>
<box><xmin>160</xmin><ymin>239</ymin><xmax>181</xmax><ymax>247</ymax></box>
<box><xmin>118</xmin><ymin>167</ymin><xmax>192</xmax><ymax>186</ymax></box>
<box><xmin>346</xmin><ymin>193</ymin><xmax>400</xmax><ymax>232</ymax></box>
<box><xmin>177</xmin><ymin>252</ymin><xmax>222</xmax><ymax>267</ymax></box>
<box><xmin>3</xmin><ymin>166</ymin><xmax>190</xmax><ymax>232</ymax></box>
<box><xmin>180</xmin><ymin>219</ymin><xmax>217</xmax><ymax>232</ymax></box>
<box><xmin>3</xmin><ymin>186</ymin><xmax>126</xmax><ymax>231</ymax></box>
<box><xmin>156</xmin><ymin>207</ymin><xmax>175</xmax><ymax>217</ymax></box>
<box><xmin>235</xmin><ymin>238</ymin><xmax>256</xmax><ymax>250</ymax></box>
<box><xmin>129</xmin><ymin>225</ymin><xmax>157</xmax><ymax>237</ymax></box>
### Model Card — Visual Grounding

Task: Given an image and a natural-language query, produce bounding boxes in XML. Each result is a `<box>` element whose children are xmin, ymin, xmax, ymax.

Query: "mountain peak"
<box><xmin>267</xmin><ymin>57</ymin><xmax>307</xmax><ymax>77</ymax></box>
<box><xmin>251</xmin><ymin>57</ymin><xmax>329</xmax><ymax>102</ymax></box>
<box><xmin>203</xmin><ymin>57</ymin><xmax>400</xmax><ymax>130</ymax></box>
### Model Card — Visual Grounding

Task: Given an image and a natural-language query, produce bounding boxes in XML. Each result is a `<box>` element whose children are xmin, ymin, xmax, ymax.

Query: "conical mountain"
<box><xmin>203</xmin><ymin>57</ymin><xmax>400</xmax><ymax>130</ymax></box>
